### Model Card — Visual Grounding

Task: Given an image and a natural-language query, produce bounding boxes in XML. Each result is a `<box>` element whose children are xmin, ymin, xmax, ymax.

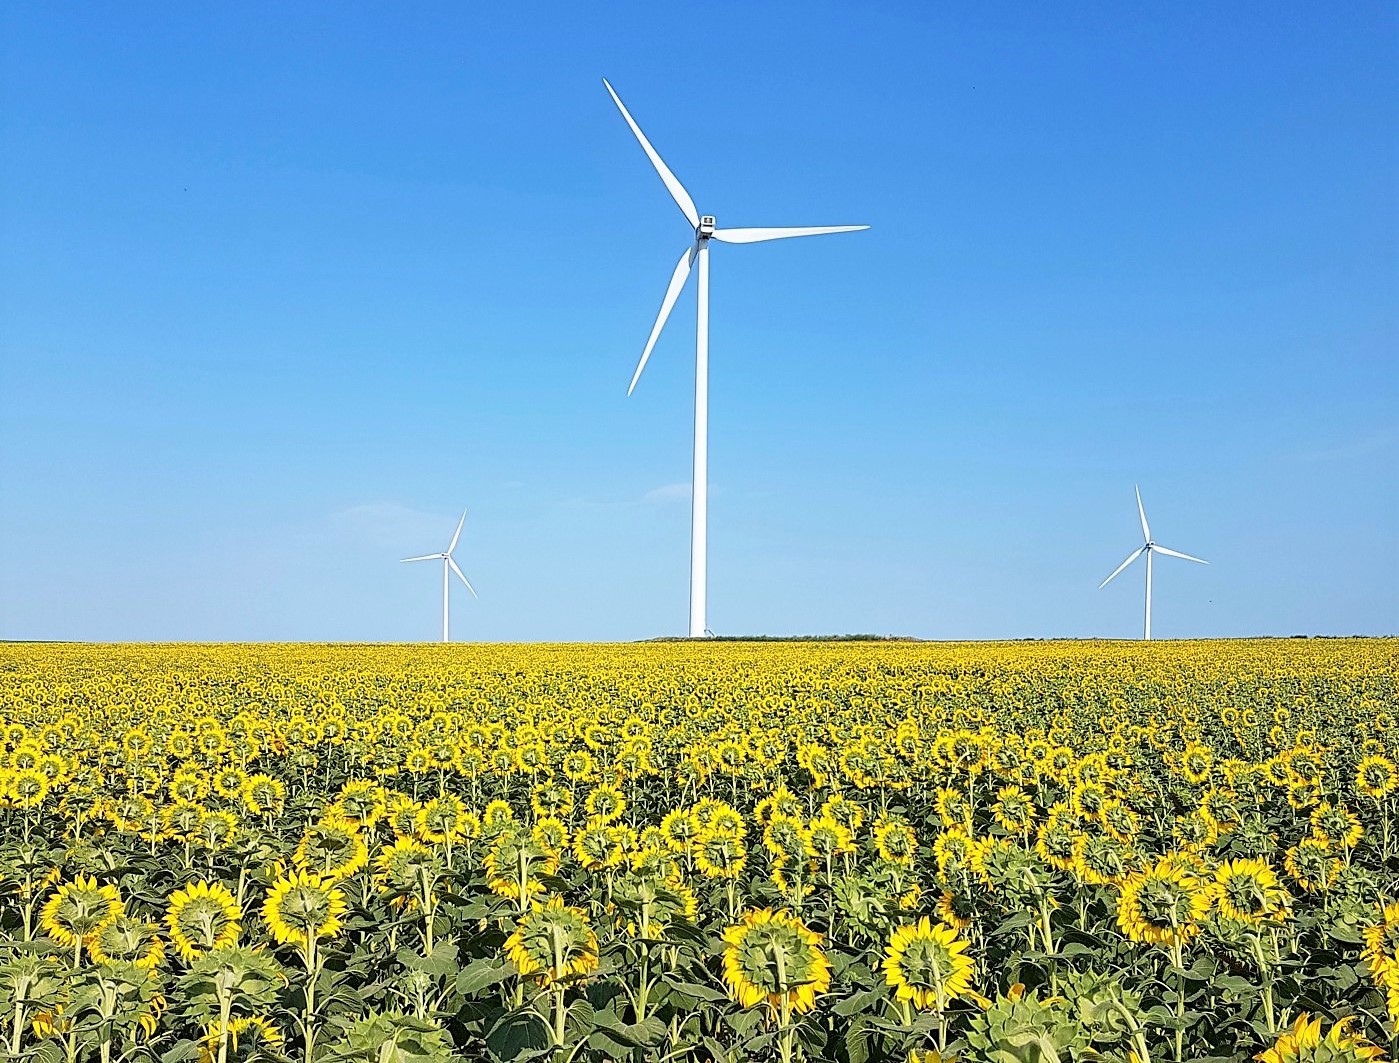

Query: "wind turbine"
<box><xmin>603</xmin><ymin>78</ymin><xmax>868</xmax><ymax>639</ymax></box>
<box><xmin>400</xmin><ymin>510</ymin><xmax>476</xmax><ymax>643</ymax></box>
<box><xmin>1099</xmin><ymin>487</ymin><xmax>1208</xmax><ymax>640</ymax></box>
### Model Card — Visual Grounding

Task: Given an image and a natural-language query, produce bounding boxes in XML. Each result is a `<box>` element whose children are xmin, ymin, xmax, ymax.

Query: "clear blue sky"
<box><xmin>2</xmin><ymin>2</ymin><xmax>1395</xmax><ymax>641</ymax></box>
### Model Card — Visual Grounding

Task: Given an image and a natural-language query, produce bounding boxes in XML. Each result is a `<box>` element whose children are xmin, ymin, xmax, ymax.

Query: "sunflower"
<box><xmin>416</xmin><ymin>793</ymin><xmax>469</xmax><ymax>844</ymax></box>
<box><xmin>530</xmin><ymin>779</ymin><xmax>574</xmax><ymax>820</ymax></box>
<box><xmin>1356</xmin><ymin>755</ymin><xmax>1397</xmax><ymax>801</ymax></box>
<box><xmin>1284</xmin><ymin>838</ymin><xmax>1340</xmax><ymax>895</ymax></box>
<box><xmin>374</xmin><ymin>836</ymin><xmax>441</xmax><ymax>906</ymax></box>
<box><xmin>387</xmin><ymin>795</ymin><xmax>425</xmax><ymax>838</ymax></box>
<box><xmin>1180</xmin><ymin>742</ymin><xmax>1213</xmax><ymax>785</ymax></box>
<box><xmin>198</xmin><ymin>1016</ymin><xmax>283</xmax><ymax>1063</ymax></box>
<box><xmin>1034</xmin><ymin>816</ymin><xmax>1077</xmax><ymax>873</ymax></box>
<box><xmin>721</xmin><ymin>909</ymin><xmax>830</xmax><ymax>1015</ymax></box>
<box><xmin>764</xmin><ymin>813</ymin><xmax>806</xmax><ymax>861</ymax></box>
<box><xmin>294</xmin><ymin>815</ymin><xmax>369</xmax><ymax>881</ymax></box>
<box><xmin>86</xmin><ymin>913</ymin><xmax>165</xmax><ymax>968</ymax></box>
<box><xmin>695</xmin><ymin>830</ymin><xmax>747</xmax><ymax>880</ymax></box>
<box><xmin>41</xmin><ymin>874</ymin><xmax>123</xmax><ymax>948</ymax></box>
<box><xmin>992</xmin><ymin>785</ymin><xmax>1035</xmax><ymax>835</ymax></box>
<box><xmin>1100</xmin><ymin>799</ymin><xmax>1141</xmax><ymax>844</ymax></box>
<box><xmin>584</xmin><ymin>783</ymin><xmax>626</xmax><ymax>823</ymax></box>
<box><xmin>1072</xmin><ymin>832</ymin><xmax>1134</xmax><ymax>887</ymax></box>
<box><xmin>882</xmin><ymin>917</ymin><xmax>976</xmax><ymax>1012</ymax></box>
<box><xmin>819</xmin><ymin>793</ymin><xmax>864</xmax><ymax>833</ymax></box>
<box><xmin>503</xmin><ymin>896</ymin><xmax>599</xmax><ymax>987</ymax></box>
<box><xmin>263</xmin><ymin>869</ymin><xmax>348</xmax><ymax>946</ymax></box>
<box><xmin>9</xmin><ymin>767</ymin><xmax>51</xmax><ymax>807</ymax></box>
<box><xmin>211</xmin><ymin>765</ymin><xmax>248</xmax><ymax>801</ymax></box>
<box><xmin>560</xmin><ymin>749</ymin><xmax>596</xmax><ymax>782</ymax></box>
<box><xmin>333</xmin><ymin>779</ymin><xmax>387</xmax><ymax>828</ymax></box>
<box><xmin>240</xmin><ymin>774</ymin><xmax>285</xmax><ymax>816</ymax></box>
<box><xmin>481</xmin><ymin>799</ymin><xmax>517</xmax><ymax>837</ymax></box>
<box><xmin>1214</xmin><ymin>859</ymin><xmax>1289</xmax><ymax>926</ymax></box>
<box><xmin>802</xmin><ymin>816</ymin><xmax>854</xmax><ymax>862</ymax></box>
<box><xmin>573</xmin><ymin>821</ymin><xmax>626</xmax><ymax>870</ymax></box>
<box><xmin>1362</xmin><ymin>901</ymin><xmax>1399</xmax><ymax>978</ymax></box>
<box><xmin>197</xmin><ymin>809</ymin><xmax>239</xmax><ymax>850</ymax></box>
<box><xmin>165</xmin><ymin>880</ymin><xmax>242</xmax><ymax>961</ymax></box>
<box><xmin>1255</xmin><ymin>1014</ymin><xmax>1383</xmax><ymax>1063</ymax></box>
<box><xmin>660</xmin><ymin>808</ymin><xmax>702</xmax><ymax>853</ymax></box>
<box><xmin>1310</xmin><ymin>802</ymin><xmax>1363</xmax><ymax>851</ymax></box>
<box><xmin>531</xmin><ymin>816</ymin><xmax>568</xmax><ymax>856</ymax></box>
<box><xmin>936</xmin><ymin>890</ymin><xmax>973</xmax><ymax>931</ymax></box>
<box><xmin>1116</xmin><ymin>856</ymin><xmax>1212</xmax><ymax>947</ymax></box>
<box><xmin>934</xmin><ymin>787</ymin><xmax>971</xmax><ymax>829</ymax></box>
<box><xmin>706</xmin><ymin>804</ymin><xmax>747</xmax><ymax>838</ymax></box>
<box><xmin>873</xmin><ymin>819</ymin><xmax>918</xmax><ymax>867</ymax></box>
<box><xmin>484</xmin><ymin>828</ymin><xmax>558</xmax><ymax>901</ymax></box>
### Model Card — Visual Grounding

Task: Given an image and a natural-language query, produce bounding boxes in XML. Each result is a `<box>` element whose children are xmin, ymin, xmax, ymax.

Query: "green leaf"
<box><xmin>159</xmin><ymin>1041</ymin><xmax>200</xmax><ymax>1063</ymax></box>
<box><xmin>723</xmin><ymin>1006</ymin><xmax>762</xmax><ymax>1037</ymax></box>
<box><xmin>843</xmin><ymin>1014</ymin><xmax>872</xmax><ymax>1063</ymax></box>
<box><xmin>484</xmin><ymin>1010</ymin><xmax>551</xmax><ymax>1062</ymax></box>
<box><xmin>660</xmin><ymin>976</ymin><xmax>727</xmax><ymax>1003</ymax></box>
<box><xmin>832</xmin><ymin>986</ymin><xmax>886</xmax><ymax>1017</ymax></box>
<box><xmin>456</xmin><ymin>957</ymin><xmax>515</xmax><ymax>996</ymax></box>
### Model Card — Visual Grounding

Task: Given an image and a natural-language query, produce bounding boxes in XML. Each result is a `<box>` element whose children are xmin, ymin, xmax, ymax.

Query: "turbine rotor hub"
<box><xmin>697</xmin><ymin>215</ymin><xmax>716</xmax><ymax>237</ymax></box>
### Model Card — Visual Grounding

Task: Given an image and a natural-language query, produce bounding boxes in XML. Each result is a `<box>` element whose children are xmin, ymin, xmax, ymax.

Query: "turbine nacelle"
<box><xmin>697</xmin><ymin>215</ymin><xmax>716</xmax><ymax>237</ymax></box>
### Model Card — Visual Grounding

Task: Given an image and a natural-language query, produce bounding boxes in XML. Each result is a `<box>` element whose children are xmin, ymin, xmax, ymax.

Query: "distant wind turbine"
<box><xmin>603</xmin><ymin>77</ymin><xmax>868</xmax><ymax>639</ymax></box>
<box><xmin>401</xmin><ymin>510</ymin><xmax>476</xmax><ymax>643</ymax></box>
<box><xmin>1099</xmin><ymin>487</ymin><xmax>1208</xmax><ymax>640</ymax></box>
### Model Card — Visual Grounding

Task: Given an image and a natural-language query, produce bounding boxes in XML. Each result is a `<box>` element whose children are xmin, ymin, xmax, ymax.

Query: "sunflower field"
<box><xmin>2</xmin><ymin>639</ymin><xmax>1398</xmax><ymax>1063</ymax></box>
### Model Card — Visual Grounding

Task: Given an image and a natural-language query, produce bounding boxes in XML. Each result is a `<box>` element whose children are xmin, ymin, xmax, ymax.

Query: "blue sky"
<box><xmin>1</xmin><ymin>2</ymin><xmax>1395</xmax><ymax>641</ymax></box>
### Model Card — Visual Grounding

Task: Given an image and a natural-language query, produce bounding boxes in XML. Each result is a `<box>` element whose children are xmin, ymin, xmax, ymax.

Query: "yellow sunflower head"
<box><xmin>40</xmin><ymin>874</ymin><xmax>123</xmax><ymax>948</ymax></box>
<box><xmin>1356</xmin><ymin>755</ymin><xmax>1397</xmax><ymax>801</ymax></box>
<box><xmin>1255</xmin><ymin>1014</ymin><xmax>1383</xmax><ymax>1063</ymax></box>
<box><xmin>86</xmin><ymin>913</ymin><xmax>165</xmax><ymax>968</ymax></box>
<box><xmin>199</xmin><ymin>1016</ymin><xmax>283</xmax><ymax>1063</ymax></box>
<box><xmin>164</xmin><ymin>880</ymin><xmax>242</xmax><ymax>961</ymax></box>
<box><xmin>1214</xmin><ymin>858</ymin><xmax>1290</xmax><ymax>927</ymax></box>
<box><xmin>1116</xmin><ymin>856</ymin><xmax>1212</xmax><ymax>948</ymax></box>
<box><xmin>293</xmin><ymin>815</ymin><xmax>369</xmax><ymax>882</ymax></box>
<box><xmin>262</xmin><ymin>869</ymin><xmax>348</xmax><ymax>946</ymax></box>
<box><xmin>1362</xmin><ymin>901</ymin><xmax>1399</xmax><ymax>977</ymax></box>
<box><xmin>873</xmin><ymin>818</ymin><xmax>919</xmax><ymax>867</ymax></box>
<box><xmin>882</xmin><ymin>917</ymin><xmax>976</xmax><ymax>1012</ymax></box>
<box><xmin>721</xmin><ymin>908</ymin><xmax>831</xmax><ymax>1016</ymax></box>
<box><xmin>503</xmin><ymin>896</ymin><xmax>599</xmax><ymax>988</ymax></box>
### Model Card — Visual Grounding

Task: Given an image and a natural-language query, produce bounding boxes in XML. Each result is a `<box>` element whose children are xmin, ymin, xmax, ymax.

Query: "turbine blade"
<box><xmin>711</xmin><ymin>225</ymin><xmax>869</xmax><ymax>244</ymax></box>
<box><xmin>1153</xmin><ymin>545</ymin><xmax>1209</xmax><ymax>565</ymax></box>
<box><xmin>399</xmin><ymin>554</ymin><xmax>439</xmax><ymax>563</ymax></box>
<box><xmin>602</xmin><ymin>79</ymin><xmax>699</xmax><ymax>228</ymax></box>
<box><xmin>447</xmin><ymin>510</ymin><xmax>467</xmax><ymax>554</ymax></box>
<box><xmin>1135</xmin><ymin>485</ymin><xmax>1151</xmax><ymax>542</ymax></box>
<box><xmin>447</xmin><ymin>556</ymin><xmax>478</xmax><ymax>598</ymax></box>
<box><xmin>1099</xmin><ymin>546</ymin><xmax>1145</xmax><ymax>588</ymax></box>
<box><xmin>628</xmin><ymin>245</ymin><xmax>695</xmax><ymax>395</ymax></box>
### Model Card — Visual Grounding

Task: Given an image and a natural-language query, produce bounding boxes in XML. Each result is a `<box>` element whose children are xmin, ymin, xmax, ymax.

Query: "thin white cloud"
<box><xmin>330</xmin><ymin>502</ymin><xmax>453</xmax><ymax>548</ymax></box>
<box><xmin>642</xmin><ymin>482</ymin><xmax>691</xmax><ymax>505</ymax></box>
<box><xmin>1296</xmin><ymin>427</ymin><xmax>1398</xmax><ymax>463</ymax></box>
<box><xmin>559</xmin><ymin>483</ymin><xmax>699</xmax><ymax>512</ymax></box>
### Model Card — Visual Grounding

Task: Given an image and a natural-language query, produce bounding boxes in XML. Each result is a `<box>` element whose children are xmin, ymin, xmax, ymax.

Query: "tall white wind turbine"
<box><xmin>400</xmin><ymin>510</ymin><xmax>477</xmax><ymax>643</ymax></box>
<box><xmin>603</xmin><ymin>78</ymin><xmax>868</xmax><ymax>639</ymax></box>
<box><xmin>1099</xmin><ymin>487</ymin><xmax>1208</xmax><ymax>640</ymax></box>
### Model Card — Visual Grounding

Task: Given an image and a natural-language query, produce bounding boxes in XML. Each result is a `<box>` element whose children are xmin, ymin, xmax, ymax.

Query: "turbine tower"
<box><xmin>603</xmin><ymin>78</ymin><xmax>868</xmax><ymax>638</ymax></box>
<box><xmin>401</xmin><ymin>510</ymin><xmax>477</xmax><ymax>642</ymax></box>
<box><xmin>1099</xmin><ymin>487</ymin><xmax>1207</xmax><ymax>640</ymax></box>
